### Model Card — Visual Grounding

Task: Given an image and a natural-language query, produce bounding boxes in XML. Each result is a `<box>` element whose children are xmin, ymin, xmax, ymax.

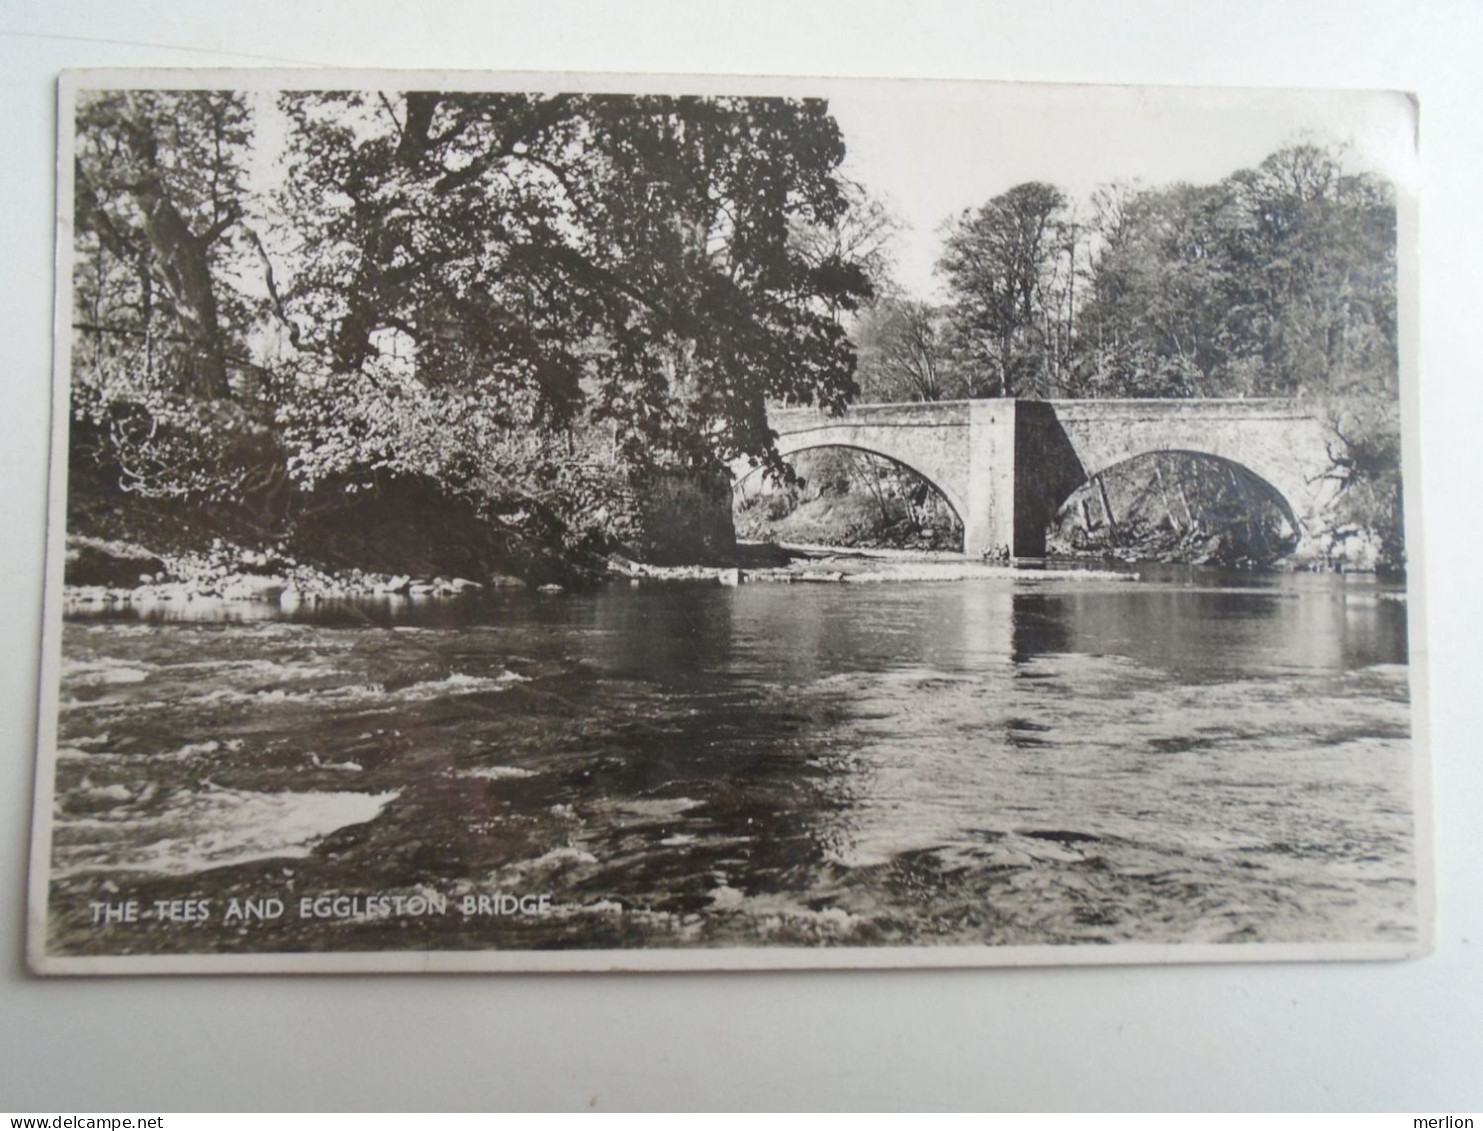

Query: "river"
<box><xmin>46</xmin><ymin>564</ymin><xmax>1417</xmax><ymax>958</ymax></box>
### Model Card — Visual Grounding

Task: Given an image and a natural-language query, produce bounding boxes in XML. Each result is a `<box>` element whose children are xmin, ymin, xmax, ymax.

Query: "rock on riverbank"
<box><xmin>61</xmin><ymin>534</ymin><xmax>1141</xmax><ymax>612</ymax></box>
<box><xmin>607</xmin><ymin>546</ymin><xmax>1138</xmax><ymax>586</ymax></box>
<box><xmin>61</xmin><ymin>535</ymin><xmax>501</xmax><ymax>610</ymax></box>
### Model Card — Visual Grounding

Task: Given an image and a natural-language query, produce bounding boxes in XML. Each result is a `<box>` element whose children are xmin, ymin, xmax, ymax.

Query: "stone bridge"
<box><xmin>737</xmin><ymin>398</ymin><xmax>1337</xmax><ymax>557</ymax></box>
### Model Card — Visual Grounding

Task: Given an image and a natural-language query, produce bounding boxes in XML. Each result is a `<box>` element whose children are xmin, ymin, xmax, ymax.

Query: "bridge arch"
<box><xmin>1050</xmin><ymin>448</ymin><xmax>1305</xmax><ymax>562</ymax></box>
<box><xmin>749</xmin><ymin>405</ymin><xmax>976</xmax><ymax>529</ymax></box>
<box><xmin>1047</xmin><ymin>399</ymin><xmax>1333</xmax><ymax>544</ymax></box>
<box><xmin>1057</xmin><ymin>448</ymin><xmax>1302</xmax><ymax>536</ymax></box>
<box><xmin>758</xmin><ymin>399</ymin><xmax>1334</xmax><ymax>558</ymax></box>
<box><xmin>736</xmin><ymin>440</ymin><xmax>968</xmax><ymax>533</ymax></box>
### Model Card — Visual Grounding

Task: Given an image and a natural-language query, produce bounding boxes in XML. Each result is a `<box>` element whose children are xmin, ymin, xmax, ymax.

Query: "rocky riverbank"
<box><xmin>1047</xmin><ymin>521</ymin><xmax>1399</xmax><ymax>574</ymax></box>
<box><xmin>607</xmin><ymin>546</ymin><xmax>1139</xmax><ymax>586</ymax></box>
<box><xmin>61</xmin><ymin>533</ymin><xmax>1143</xmax><ymax>613</ymax></box>
<box><xmin>61</xmin><ymin>534</ymin><xmax>518</xmax><ymax>612</ymax></box>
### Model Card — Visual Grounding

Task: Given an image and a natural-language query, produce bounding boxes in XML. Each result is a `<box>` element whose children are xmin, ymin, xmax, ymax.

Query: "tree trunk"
<box><xmin>115</xmin><ymin>118</ymin><xmax>235</xmax><ymax>400</ymax></box>
<box><xmin>134</xmin><ymin>182</ymin><xmax>231</xmax><ymax>399</ymax></box>
<box><xmin>1153</xmin><ymin>460</ymin><xmax>1183</xmax><ymax>533</ymax></box>
<box><xmin>1095</xmin><ymin>475</ymin><xmax>1119</xmax><ymax>538</ymax></box>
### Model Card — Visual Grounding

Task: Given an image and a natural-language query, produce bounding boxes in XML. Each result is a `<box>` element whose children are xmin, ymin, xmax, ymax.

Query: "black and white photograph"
<box><xmin>28</xmin><ymin>70</ymin><xmax>1424</xmax><ymax>974</ymax></box>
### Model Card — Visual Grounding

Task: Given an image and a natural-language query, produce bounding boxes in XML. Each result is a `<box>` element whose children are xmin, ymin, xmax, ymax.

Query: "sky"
<box><xmin>227</xmin><ymin>76</ymin><xmax>1418</xmax><ymax>304</ymax></box>
<box><xmin>825</xmin><ymin>80</ymin><xmax>1418</xmax><ymax>299</ymax></box>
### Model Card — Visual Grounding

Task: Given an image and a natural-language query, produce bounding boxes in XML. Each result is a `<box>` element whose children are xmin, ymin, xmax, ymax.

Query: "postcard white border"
<box><xmin>27</xmin><ymin>67</ymin><xmax>1431</xmax><ymax>977</ymax></box>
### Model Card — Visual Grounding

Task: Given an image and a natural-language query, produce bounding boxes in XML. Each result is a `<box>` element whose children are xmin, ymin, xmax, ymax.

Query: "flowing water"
<box><xmin>46</xmin><ymin>565</ymin><xmax>1416</xmax><ymax>956</ymax></box>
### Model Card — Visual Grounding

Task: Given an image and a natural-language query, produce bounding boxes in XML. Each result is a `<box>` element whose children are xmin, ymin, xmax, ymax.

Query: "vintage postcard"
<box><xmin>28</xmin><ymin>70</ymin><xmax>1427</xmax><ymax>973</ymax></box>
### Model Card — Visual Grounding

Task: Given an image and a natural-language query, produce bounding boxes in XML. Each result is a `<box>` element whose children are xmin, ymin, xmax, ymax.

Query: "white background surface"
<box><xmin>1</xmin><ymin>0</ymin><xmax>1479</xmax><ymax>1112</ymax></box>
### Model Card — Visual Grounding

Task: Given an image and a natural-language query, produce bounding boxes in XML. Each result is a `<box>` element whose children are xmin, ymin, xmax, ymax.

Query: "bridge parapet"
<box><xmin>755</xmin><ymin>401</ymin><xmax>978</xmax><ymax>524</ymax></box>
<box><xmin>748</xmin><ymin>398</ymin><xmax>1335</xmax><ymax>558</ymax></box>
<box><xmin>1045</xmin><ymin>398</ymin><xmax>1334</xmax><ymax>541</ymax></box>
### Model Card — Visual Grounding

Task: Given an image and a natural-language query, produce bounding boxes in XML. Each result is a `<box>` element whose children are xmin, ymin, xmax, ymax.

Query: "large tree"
<box><xmin>1075</xmin><ymin>146</ymin><xmax>1397</xmax><ymax>401</ymax></box>
<box><xmin>851</xmin><ymin>294</ymin><xmax>967</xmax><ymax>402</ymax></box>
<box><xmin>73</xmin><ymin>91</ymin><xmax>252</xmax><ymax>401</ymax></box>
<box><xmin>274</xmin><ymin>92</ymin><xmax>872</xmax><ymax>492</ymax></box>
<box><xmin>71</xmin><ymin>90</ymin><xmax>272</xmax><ymax>500</ymax></box>
<box><xmin>1074</xmin><ymin>180</ymin><xmax>1237</xmax><ymax>397</ymax></box>
<box><xmin>936</xmin><ymin>181</ymin><xmax>1074</xmax><ymax>398</ymax></box>
<box><xmin>1220</xmin><ymin>144</ymin><xmax>1397</xmax><ymax>399</ymax></box>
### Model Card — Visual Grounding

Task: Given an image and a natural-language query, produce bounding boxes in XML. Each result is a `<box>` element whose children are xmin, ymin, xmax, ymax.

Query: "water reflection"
<box><xmin>52</xmin><ymin>570</ymin><xmax>1415</xmax><ymax>953</ymax></box>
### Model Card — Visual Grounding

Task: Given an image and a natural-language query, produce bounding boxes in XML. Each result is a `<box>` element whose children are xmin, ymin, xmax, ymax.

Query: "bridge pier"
<box><xmin>964</xmin><ymin>401</ymin><xmax>1087</xmax><ymax>558</ymax></box>
<box><xmin>963</xmin><ymin>402</ymin><xmax>1014</xmax><ymax>558</ymax></box>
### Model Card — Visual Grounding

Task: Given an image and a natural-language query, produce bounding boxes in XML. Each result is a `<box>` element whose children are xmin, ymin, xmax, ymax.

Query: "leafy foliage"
<box><xmin>931</xmin><ymin>145</ymin><xmax>1397</xmax><ymax>407</ymax></box>
<box><xmin>937</xmin><ymin>182</ymin><xmax>1077</xmax><ymax>397</ymax></box>
<box><xmin>71</xmin><ymin>90</ymin><xmax>280</xmax><ymax>501</ymax></box>
<box><xmin>68</xmin><ymin>90</ymin><xmax>1403</xmax><ymax>569</ymax></box>
<box><xmin>1076</xmin><ymin>147</ymin><xmax>1397</xmax><ymax>400</ymax></box>
<box><xmin>921</xmin><ymin>145</ymin><xmax>1402</xmax><ymax>564</ymax></box>
<box><xmin>852</xmin><ymin>294</ymin><xmax>971</xmax><ymax>402</ymax></box>
<box><xmin>274</xmin><ymin>92</ymin><xmax>871</xmax><ymax>493</ymax></box>
<box><xmin>70</xmin><ymin>88</ymin><xmax>876</xmax><ymax>567</ymax></box>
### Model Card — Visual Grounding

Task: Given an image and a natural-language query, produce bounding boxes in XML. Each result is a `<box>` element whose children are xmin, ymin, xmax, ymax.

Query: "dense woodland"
<box><xmin>849</xmin><ymin>148</ymin><xmax>1402</xmax><ymax>566</ymax></box>
<box><xmin>68</xmin><ymin>90</ymin><xmax>1403</xmax><ymax>579</ymax></box>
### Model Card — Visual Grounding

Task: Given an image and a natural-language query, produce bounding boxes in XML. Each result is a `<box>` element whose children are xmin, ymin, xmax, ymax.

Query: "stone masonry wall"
<box><xmin>627</xmin><ymin>469</ymin><xmax>737</xmax><ymax>565</ymax></box>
